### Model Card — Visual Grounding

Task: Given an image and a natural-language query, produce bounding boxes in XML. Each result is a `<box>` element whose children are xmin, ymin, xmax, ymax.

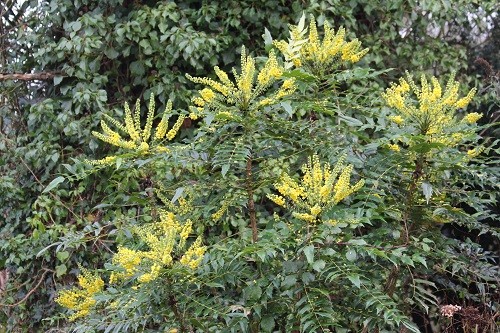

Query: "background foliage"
<box><xmin>0</xmin><ymin>0</ymin><xmax>498</xmax><ymax>332</ymax></box>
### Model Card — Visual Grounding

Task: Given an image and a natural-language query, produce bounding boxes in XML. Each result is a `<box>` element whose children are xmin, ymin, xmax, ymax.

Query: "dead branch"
<box><xmin>0</xmin><ymin>72</ymin><xmax>62</xmax><ymax>81</ymax></box>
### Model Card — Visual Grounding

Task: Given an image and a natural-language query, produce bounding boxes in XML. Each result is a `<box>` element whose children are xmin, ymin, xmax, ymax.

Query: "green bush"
<box><xmin>1</xmin><ymin>1</ymin><xmax>498</xmax><ymax>332</ymax></box>
<box><xmin>49</xmin><ymin>15</ymin><xmax>499</xmax><ymax>332</ymax></box>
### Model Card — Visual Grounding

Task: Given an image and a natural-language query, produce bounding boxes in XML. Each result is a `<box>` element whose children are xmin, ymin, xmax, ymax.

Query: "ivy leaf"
<box><xmin>260</xmin><ymin>316</ymin><xmax>275</xmax><ymax>332</ymax></box>
<box><xmin>53</xmin><ymin>75</ymin><xmax>63</xmax><ymax>85</ymax></box>
<box><xmin>56</xmin><ymin>251</ymin><xmax>69</xmax><ymax>262</ymax></box>
<box><xmin>243</xmin><ymin>284</ymin><xmax>262</xmax><ymax>301</ymax></box>
<box><xmin>346</xmin><ymin>249</ymin><xmax>357</xmax><ymax>262</ymax></box>
<box><xmin>56</xmin><ymin>264</ymin><xmax>67</xmax><ymax>277</ymax></box>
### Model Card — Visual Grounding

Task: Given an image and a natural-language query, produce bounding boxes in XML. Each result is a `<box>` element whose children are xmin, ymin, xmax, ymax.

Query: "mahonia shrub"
<box><xmin>52</xmin><ymin>14</ymin><xmax>499</xmax><ymax>333</ymax></box>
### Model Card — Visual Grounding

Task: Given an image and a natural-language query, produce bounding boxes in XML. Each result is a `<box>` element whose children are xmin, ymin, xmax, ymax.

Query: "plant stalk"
<box><xmin>246</xmin><ymin>155</ymin><xmax>257</xmax><ymax>242</ymax></box>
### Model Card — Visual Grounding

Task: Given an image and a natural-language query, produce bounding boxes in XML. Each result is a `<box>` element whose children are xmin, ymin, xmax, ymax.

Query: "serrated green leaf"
<box><xmin>347</xmin><ymin>274</ymin><xmax>361</xmax><ymax>288</ymax></box>
<box><xmin>312</xmin><ymin>259</ymin><xmax>326</xmax><ymax>272</ymax></box>
<box><xmin>302</xmin><ymin>244</ymin><xmax>314</xmax><ymax>264</ymax></box>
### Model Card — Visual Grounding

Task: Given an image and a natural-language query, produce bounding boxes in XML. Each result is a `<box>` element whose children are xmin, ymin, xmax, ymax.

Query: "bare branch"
<box><xmin>0</xmin><ymin>72</ymin><xmax>62</xmax><ymax>81</ymax></box>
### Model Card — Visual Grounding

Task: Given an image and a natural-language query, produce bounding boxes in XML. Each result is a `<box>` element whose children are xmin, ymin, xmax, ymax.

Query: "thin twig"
<box><xmin>0</xmin><ymin>72</ymin><xmax>63</xmax><ymax>81</ymax></box>
<box><xmin>0</xmin><ymin>269</ymin><xmax>52</xmax><ymax>307</ymax></box>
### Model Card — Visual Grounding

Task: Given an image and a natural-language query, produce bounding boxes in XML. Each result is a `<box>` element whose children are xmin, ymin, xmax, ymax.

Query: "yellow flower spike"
<box><xmin>275</xmin><ymin>15</ymin><xmax>368</xmax><ymax>74</ymax></box>
<box><xmin>133</xmin><ymin>98</ymin><xmax>142</xmax><ymax>136</ymax></box>
<box><xmin>308</xmin><ymin>16</ymin><xmax>319</xmax><ymax>48</ymax></box>
<box><xmin>214</xmin><ymin>66</ymin><xmax>234</xmax><ymax>87</ymax></box>
<box><xmin>100</xmin><ymin>120</ymin><xmax>120</xmax><ymax>138</ymax></box>
<box><xmin>124</xmin><ymin>101</ymin><xmax>140</xmax><ymax>142</ymax></box>
<box><xmin>179</xmin><ymin>220</ymin><xmax>193</xmax><ymax>243</ymax></box>
<box><xmin>91</xmin><ymin>95</ymin><xmax>181</xmax><ymax>160</ymax></box>
<box><xmin>466</xmin><ymin>146</ymin><xmax>485</xmax><ymax>158</ymax></box>
<box><xmin>167</xmin><ymin>115</ymin><xmax>185</xmax><ymax>141</ymax></box>
<box><xmin>388</xmin><ymin>144</ymin><xmax>400</xmax><ymax>152</ymax></box>
<box><xmin>112</xmin><ymin>246</ymin><xmax>143</xmax><ymax>279</ymax></box>
<box><xmin>138</xmin><ymin>263</ymin><xmax>161</xmax><ymax>284</ymax></box>
<box><xmin>158</xmin><ymin>210</ymin><xmax>180</xmax><ymax>231</ymax></box>
<box><xmin>142</xmin><ymin>93</ymin><xmax>155</xmax><ymax>142</ymax></box>
<box><xmin>310</xmin><ymin>205</ymin><xmax>321</xmax><ymax>217</ymax></box>
<box><xmin>455</xmin><ymin>88</ymin><xmax>477</xmax><ymax>108</ymax></box>
<box><xmin>430</xmin><ymin>77</ymin><xmax>442</xmax><ymax>101</ymax></box>
<box><xmin>257</xmin><ymin>50</ymin><xmax>282</xmax><ymax>86</ymax></box>
<box><xmin>292</xmin><ymin>212</ymin><xmax>316</xmax><ymax>223</ymax></box>
<box><xmin>212</xmin><ymin>200</ymin><xmax>230</xmax><ymax>221</ymax></box>
<box><xmin>154</xmin><ymin>103</ymin><xmax>173</xmax><ymax>140</ymax></box>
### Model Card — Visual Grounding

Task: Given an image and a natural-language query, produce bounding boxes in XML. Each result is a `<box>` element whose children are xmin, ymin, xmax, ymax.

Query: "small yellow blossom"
<box><xmin>462</xmin><ymin>112</ymin><xmax>482</xmax><ymax>124</ymax></box>
<box><xmin>388</xmin><ymin>144</ymin><xmax>400</xmax><ymax>152</ymax></box>
<box><xmin>388</xmin><ymin>115</ymin><xmax>404</xmax><ymax>125</ymax></box>
<box><xmin>466</xmin><ymin>146</ymin><xmax>485</xmax><ymax>158</ymax></box>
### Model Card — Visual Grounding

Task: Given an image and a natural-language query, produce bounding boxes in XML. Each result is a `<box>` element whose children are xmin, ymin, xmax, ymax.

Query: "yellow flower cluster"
<box><xmin>109</xmin><ymin>210</ymin><xmax>206</xmax><ymax>285</ymax></box>
<box><xmin>382</xmin><ymin>72</ymin><xmax>477</xmax><ymax>143</ymax></box>
<box><xmin>388</xmin><ymin>143</ymin><xmax>400</xmax><ymax>152</ymax></box>
<box><xmin>274</xmin><ymin>15</ymin><xmax>368</xmax><ymax>73</ymax></box>
<box><xmin>90</xmin><ymin>94</ymin><xmax>183</xmax><ymax>163</ymax></box>
<box><xmin>56</xmin><ymin>268</ymin><xmax>104</xmax><ymax>321</ymax></box>
<box><xmin>388</xmin><ymin>115</ymin><xmax>404</xmax><ymax>126</ymax></box>
<box><xmin>187</xmin><ymin>47</ymin><xmax>296</xmax><ymax>118</ymax></box>
<box><xmin>268</xmin><ymin>155</ymin><xmax>364</xmax><ymax>223</ymax></box>
<box><xmin>462</xmin><ymin>112</ymin><xmax>482</xmax><ymax>124</ymax></box>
